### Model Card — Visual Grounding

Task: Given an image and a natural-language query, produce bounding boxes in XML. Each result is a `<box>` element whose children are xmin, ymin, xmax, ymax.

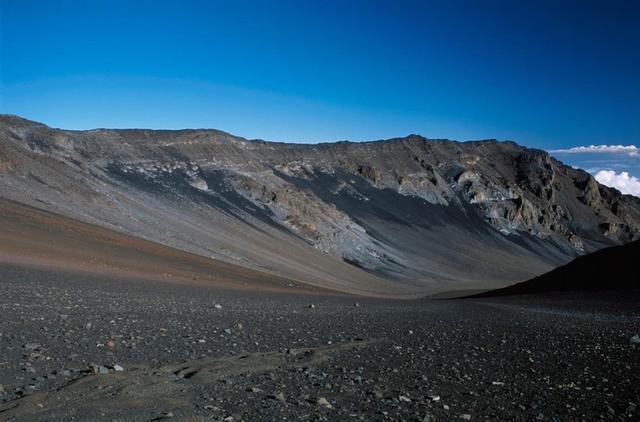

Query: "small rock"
<box><xmin>267</xmin><ymin>392</ymin><xmax>286</xmax><ymax>402</ymax></box>
<box><xmin>23</xmin><ymin>343</ymin><xmax>41</xmax><ymax>351</ymax></box>
<box><xmin>428</xmin><ymin>395</ymin><xmax>440</xmax><ymax>402</ymax></box>
<box><xmin>631</xmin><ymin>335</ymin><xmax>640</xmax><ymax>349</ymax></box>
<box><xmin>113</xmin><ymin>364</ymin><xmax>124</xmax><ymax>372</ymax></box>
<box><xmin>309</xmin><ymin>304</ymin><xmax>315</xmax><ymax>309</ymax></box>
<box><xmin>625</xmin><ymin>402</ymin><xmax>637</xmax><ymax>414</ymax></box>
<box><xmin>223</xmin><ymin>328</ymin><xmax>232</xmax><ymax>335</ymax></box>
<box><xmin>317</xmin><ymin>397</ymin><xmax>332</xmax><ymax>408</ymax></box>
<box><xmin>460</xmin><ymin>414</ymin><xmax>471</xmax><ymax>420</ymax></box>
<box><xmin>399</xmin><ymin>395</ymin><xmax>411</xmax><ymax>402</ymax></box>
<box><xmin>214</xmin><ymin>304</ymin><xmax>223</xmax><ymax>310</ymax></box>
<box><xmin>105</xmin><ymin>340</ymin><xmax>116</xmax><ymax>349</ymax></box>
<box><xmin>93</xmin><ymin>365</ymin><xmax>109</xmax><ymax>375</ymax></box>
<box><xmin>90</xmin><ymin>364</ymin><xmax>109</xmax><ymax>375</ymax></box>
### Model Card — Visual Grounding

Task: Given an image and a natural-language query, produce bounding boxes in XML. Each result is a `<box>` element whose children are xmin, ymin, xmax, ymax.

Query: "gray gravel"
<box><xmin>1</xmin><ymin>264</ymin><xmax>639</xmax><ymax>421</ymax></box>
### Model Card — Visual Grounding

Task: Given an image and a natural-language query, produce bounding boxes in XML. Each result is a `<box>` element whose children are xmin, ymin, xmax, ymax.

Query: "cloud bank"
<box><xmin>594</xmin><ymin>170</ymin><xmax>640</xmax><ymax>197</ymax></box>
<box><xmin>548</xmin><ymin>144</ymin><xmax>640</xmax><ymax>197</ymax></box>
<box><xmin>550</xmin><ymin>145</ymin><xmax>639</xmax><ymax>156</ymax></box>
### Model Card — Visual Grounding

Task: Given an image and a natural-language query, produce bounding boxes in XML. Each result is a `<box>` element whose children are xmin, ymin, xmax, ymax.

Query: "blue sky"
<box><xmin>1</xmin><ymin>0</ymin><xmax>639</xmax><ymax>194</ymax></box>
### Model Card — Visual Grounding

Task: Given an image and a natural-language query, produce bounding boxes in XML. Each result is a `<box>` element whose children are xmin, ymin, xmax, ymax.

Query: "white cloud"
<box><xmin>550</xmin><ymin>145</ymin><xmax>639</xmax><ymax>156</ymax></box>
<box><xmin>594</xmin><ymin>170</ymin><xmax>640</xmax><ymax>197</ymax></box>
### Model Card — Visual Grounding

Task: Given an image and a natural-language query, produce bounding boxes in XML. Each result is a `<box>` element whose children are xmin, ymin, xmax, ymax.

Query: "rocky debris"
<box><xmin>357</xmin><ymin>165</ymin><xmax>382</xmax><ymax>184</ymax></box>
<box><xmin>1</xmin><ymin>251</ymin><xmax>640</xmax><ymax>420</ymax></box>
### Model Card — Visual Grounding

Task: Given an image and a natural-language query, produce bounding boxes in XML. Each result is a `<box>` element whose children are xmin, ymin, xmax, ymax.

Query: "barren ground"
<box><xmin>1</xmin><ymin>264</ymin><xmax>639</xmax><ymax>421</ymax></box>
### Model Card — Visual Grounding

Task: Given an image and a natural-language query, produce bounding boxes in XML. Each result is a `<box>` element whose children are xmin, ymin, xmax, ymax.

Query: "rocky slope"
<box><xmin>0</xmin><ymin>197</ymin><xmax>333</xmax><ymax>295</ymax></box>
<box><xmin>1</xmin><ymin>115</ymin><xmax>639</xmax><ymax>294</ymax></box>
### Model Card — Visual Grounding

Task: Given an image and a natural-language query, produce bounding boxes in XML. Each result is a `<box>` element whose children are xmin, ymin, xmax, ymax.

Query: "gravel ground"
<box><xmin>1</xmin><ymin>264</ymin><xmax>639</xmax><ymax>421</ymax></box>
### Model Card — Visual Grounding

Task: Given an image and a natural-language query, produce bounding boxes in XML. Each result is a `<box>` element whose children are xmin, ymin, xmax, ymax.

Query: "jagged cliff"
<box><xmin>1</xmin><ymin>115</ymin><xmax>639</xmax><ymax>294</ymax></box>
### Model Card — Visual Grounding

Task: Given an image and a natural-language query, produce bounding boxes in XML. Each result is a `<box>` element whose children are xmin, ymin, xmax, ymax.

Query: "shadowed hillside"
<box><xmin>470</xmin><ymin>240</ymin><xmax>640</xmax><ymax>297</ymax></box>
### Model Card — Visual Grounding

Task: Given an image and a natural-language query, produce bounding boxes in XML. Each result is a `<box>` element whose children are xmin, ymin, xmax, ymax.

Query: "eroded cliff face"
<box><xmin>1</xmin><ymin>115</ymin><xmax>639</xmax><ymax>292</ymax></box>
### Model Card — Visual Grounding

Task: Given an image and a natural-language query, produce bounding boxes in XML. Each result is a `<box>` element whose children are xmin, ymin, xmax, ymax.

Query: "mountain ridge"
<box><xmin>1</xmin><ymin>114</ymin><xmax>639</xmax><ymax>294</ymax></box>
<box><xmin>0</xmin><ymin>114</ymin><xmax>509</xmax><ymax>145</ymax></box>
